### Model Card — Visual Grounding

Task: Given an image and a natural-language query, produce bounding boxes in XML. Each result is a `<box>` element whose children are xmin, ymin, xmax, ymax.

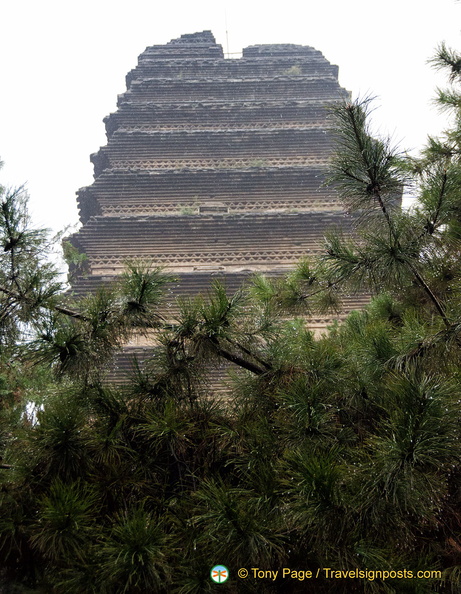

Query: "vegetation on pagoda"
<box><xmin>2</xmin><ymin>43</ymin><xmax>461</xmax><ymax>593</ymax></box>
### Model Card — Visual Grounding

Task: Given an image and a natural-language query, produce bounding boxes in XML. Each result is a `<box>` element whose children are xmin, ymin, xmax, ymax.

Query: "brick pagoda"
<box><xmin>70</xmin><ymin>31</ymin><xmax>366</xmax><ymax>375</ymax></box>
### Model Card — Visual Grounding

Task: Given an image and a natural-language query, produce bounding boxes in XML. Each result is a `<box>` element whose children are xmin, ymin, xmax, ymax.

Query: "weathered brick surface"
<box><xmin>71</xmin><ymin>31</ymin><xmax>360</xmax><ymax>380</ymax></box>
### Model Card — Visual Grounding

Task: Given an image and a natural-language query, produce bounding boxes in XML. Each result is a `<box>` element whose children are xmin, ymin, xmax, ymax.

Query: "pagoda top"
<box><xmin>167</xmin><ymin>31</ymin><xmax>217</xmax><ymax>45</ymax></box>
<box><xmin>141</xmin><ymin>30</ymin><xmax>224</xmax><ymax>59</ymax></box>
<box><xmin>243</xmin><ymin>44</ymin><xmax>317</xmax><ymax>58</ymax></box>
<box><xmin>139</xmin><ymin>31</ymin><xmax>331</xmax><ymax>63</ymax></box>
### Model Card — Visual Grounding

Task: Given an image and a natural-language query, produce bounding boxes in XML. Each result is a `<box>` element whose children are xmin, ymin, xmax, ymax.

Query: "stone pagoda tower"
<box><xmin>70</xmin><ymin>31</ymin><xmax>364</xmax><ymax>374</ymax></box>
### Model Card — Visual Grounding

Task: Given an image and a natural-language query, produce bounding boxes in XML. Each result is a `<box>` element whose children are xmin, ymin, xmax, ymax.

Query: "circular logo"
<box><xmin>211</xmin><ymin>565</ymin><xmax>229</xmax><ymax>583</ymax></box>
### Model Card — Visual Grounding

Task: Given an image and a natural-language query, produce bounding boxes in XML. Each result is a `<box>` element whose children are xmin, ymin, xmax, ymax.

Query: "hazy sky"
<box><xmin>1</xmin><ymin>0</ymin><xmax>460</xmax><ymax>233</ymax></box>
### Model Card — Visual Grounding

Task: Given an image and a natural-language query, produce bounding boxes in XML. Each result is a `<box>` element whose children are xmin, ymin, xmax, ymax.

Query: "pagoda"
<box><xmin>70</xmin><ymin>31</ymin><xmax>366</xmax><ymax>375</ymax></box>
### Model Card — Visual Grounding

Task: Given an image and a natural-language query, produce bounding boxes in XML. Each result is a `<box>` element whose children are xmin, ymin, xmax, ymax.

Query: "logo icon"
<box><xmin>211</xmin><ymin>565</ymin><xmax>229</xmax><ymax>583</ymax></box>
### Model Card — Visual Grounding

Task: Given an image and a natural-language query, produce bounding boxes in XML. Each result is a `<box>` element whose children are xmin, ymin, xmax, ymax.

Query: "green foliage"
<box><xmin>328</xmin><ymin>97</ymin><xmax>404</xmax><ymax>215</ymax></box>
<box><xmin>0</xmin><ymin>185</ymin><xmax>62</xmax><ymax>346</ymax></box>
<box><xmin>62</xmin><ymin>239</ymin><xmax>87</xmax><ymax>264</ymax></box>
<box><xmin>191</xmin><ymin>479</ymin><xmax>286</xmax><ymax>568</ymax></box>
<box><xmin>96</xmin><ymin>508</ymin><xmax>170</xmax><ymax>593</ymax></box>
<box><xmin>283</xmin><ymin>65</ymin><xmax>302</xmax><ymax>76</ymax></box>
<box><xmin>30</xmin><ymin>479</ymin><xmax>98</xmax><ymax>562</ymax></box>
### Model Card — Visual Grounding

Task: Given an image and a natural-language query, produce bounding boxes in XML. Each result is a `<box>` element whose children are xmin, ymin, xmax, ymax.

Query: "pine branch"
<box><xmin>208</xmin><ymin>337</ymin><xmax>268</xmax><ymax>375</ymax></box>
<box><xmin>214</xmin><ymin>345</ymin><xmax>267</xmax><ymax>375</ymax></box>
<box><xmin>430</xmin><ymin>43</ymin><xmax>461</xmax><ymax>83</ymax></box>
<box><xmin>0</xmin><ymin>284</ymin><xmax>89</xmax><ymax>322</ymax></box>
<box><xmin>330</xmin><ymin>99</ymin><xmax>451</xmax><ymax>328</ymax></box>
<box><xmin>373</xmin><ymin>182</ymin><xmax>450</xmax><ymax>328</ymax></box>
<box><xmin>224</xmin><ymin>336</ymin><xmax>272</xmax><ymax>371</ymax></box>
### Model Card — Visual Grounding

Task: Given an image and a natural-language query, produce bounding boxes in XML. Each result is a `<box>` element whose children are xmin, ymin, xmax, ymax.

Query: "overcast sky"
<box><xmin>1</xmin><ymin>0</ymin><xmax>460</xmax><ymax>233</ymax></box>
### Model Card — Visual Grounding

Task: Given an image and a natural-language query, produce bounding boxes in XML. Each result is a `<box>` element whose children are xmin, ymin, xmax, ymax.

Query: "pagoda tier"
<box><xmin>71</xmin><ymin>211</ymin><xmax>346</xmax><ymax>275</ymax></box>
<box><xmin>116</xmin><ymin>78</ymin><xmax>342</xmax><ymax>104</ymax></box>
<box><xmin>77</xmin><ymin>168</ymin><xmax>341</xmax><ymax>222</ymax></box>
<box><xmin>70</xmin><ymin>31</ymin><xmax>355</xmax><ymax>351</ymax></box>
<box><xmin>125</xmin><ymin>61</ymin><xmax>338</xmax><ymax>88</ymax></box>
<box><xmin>104</xmin><ymin>101</ymin><xmax>338</xmax><ymax>136</ymax></box>
<box><xmin>89</xmin><ymin>128</ymin><xmax>333</xmax><ymax>179</ymax></box>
